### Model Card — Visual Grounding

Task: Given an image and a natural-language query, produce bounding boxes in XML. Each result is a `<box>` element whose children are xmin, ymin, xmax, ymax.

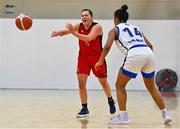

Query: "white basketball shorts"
<box><xmin>121</xmin><ymin>47</ymin><xmax>155</xmax><ymax>78</ymax></box>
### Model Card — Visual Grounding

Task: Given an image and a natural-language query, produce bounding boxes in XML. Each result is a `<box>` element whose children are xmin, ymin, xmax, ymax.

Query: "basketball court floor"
<box><xmin>0</xmin><ymin>89</ymin><xmax>179</xmax><ymax>128</ymax></box>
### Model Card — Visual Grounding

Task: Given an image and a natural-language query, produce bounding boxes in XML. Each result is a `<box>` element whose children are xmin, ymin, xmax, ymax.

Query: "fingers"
<box><xmin>51</xmin><ymin>23</ymin><xmax>73</xmax><ymax>37</ymax></box>
<box><xmin>85</xmin><ymin>41</ymin><xmax>90</xmax><ymax>46</ymax></box>
<box><xmin>65</xmin><ymin>23</ymin><xmax>73</xmax><ymax>31</ymax></box>
<box><xmin>95</xmin><ymin>63</ymin><xmax>101</xmax><ymax>71</ymax></box>
<box><xmin>51</xmin><ymin>31</ymin><xmax>57</xmax><ymax>37</ymax></box>
<box><xmin>51</xmin><ymin>30</ymin><xmax>63</xmax><ymax>37</ymax></box>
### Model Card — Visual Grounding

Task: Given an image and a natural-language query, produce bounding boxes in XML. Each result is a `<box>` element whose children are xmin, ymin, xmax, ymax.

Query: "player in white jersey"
<box><xmin>95</xmin><ymin>5</ymin><xmax>172</xmax><ymax>124</ymax></box>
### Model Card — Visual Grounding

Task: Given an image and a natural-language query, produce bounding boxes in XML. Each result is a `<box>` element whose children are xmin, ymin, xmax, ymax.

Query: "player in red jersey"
<box><xmin>51</xmin><ymin>9</ymin><xmax>116</xmax><ymax>117</ymax></box>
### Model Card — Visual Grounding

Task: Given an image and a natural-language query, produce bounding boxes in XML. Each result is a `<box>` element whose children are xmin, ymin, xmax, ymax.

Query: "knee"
<box><xmin>101</xmin><ymin>81</ymin><xmax>108</xmax><ymax>88</ymax></box>
<box><xmin>99</xmin><ymin>78</ymin><xmax>108</xmax><ymax>88</ymax></box>
<box><xmin>78</xmin><ymin>81</ymin><xmax>86</xmax><ymax>90</ymax></box>
<box><xmin>79</xmin><ymin>85</ymin><xmax>86</xmax><ymax>90</ymax></box>
<box><xmin>144</xmin><ymin>81</ymin><xmax>156</xmax><ymax>92</ymax></box>
<box><xmin>146</xmin><ymin>85</ymin><xmax>156</xmax><ymax>92</ymax></box>
<box><xmin>115</xmin><ymin>81</ymin><xmax>125</xmax><ymax>91</ymax></box>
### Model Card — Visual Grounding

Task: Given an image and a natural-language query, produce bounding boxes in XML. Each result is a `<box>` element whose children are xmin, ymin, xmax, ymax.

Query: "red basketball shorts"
<box><xmin>77</xmin><ymin>55</ymin><xmax>107</xmax><ymax>78</ymax></box>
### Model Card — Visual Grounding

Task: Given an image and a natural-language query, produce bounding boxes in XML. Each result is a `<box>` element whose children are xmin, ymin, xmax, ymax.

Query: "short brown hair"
<box><xmin>81</xmin><ymin>9</ymin><xmax>93</xmax><ymax>16</ymax></box>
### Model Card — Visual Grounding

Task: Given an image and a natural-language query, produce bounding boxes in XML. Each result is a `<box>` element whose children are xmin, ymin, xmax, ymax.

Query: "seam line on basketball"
<box><xmin>20</xmin><ymin>18</ymin><xmax>25</xmax><ymax>31</ymax></box>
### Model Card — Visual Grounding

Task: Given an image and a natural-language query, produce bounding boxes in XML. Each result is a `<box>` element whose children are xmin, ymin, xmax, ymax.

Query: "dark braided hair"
<box><xmin>114</xmin><ymin>5</ymin><xmax>129</xmax><ymax>23</ymax></box>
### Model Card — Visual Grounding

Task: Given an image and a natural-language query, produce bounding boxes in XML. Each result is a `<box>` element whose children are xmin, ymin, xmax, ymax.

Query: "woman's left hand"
<box><xmin>95</xmin><ymin>62</ymin><xmax>102</xmax><ymax>71</ymax></box>
<box><xmin>65</xmin><ymin>23</ymin><xmax>73</xmax><ymax>32</ymax></box>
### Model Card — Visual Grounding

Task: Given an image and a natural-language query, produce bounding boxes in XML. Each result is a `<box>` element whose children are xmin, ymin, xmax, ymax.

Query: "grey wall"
<box><xmin>0</xmin><ymin>0</ymin><xmax>180</xmax><ymax>90</ymax></box>
<box><xmin>0</xmin><ymin>19</ymin><xmax>2</xmax><ymax>88</ymax></box>
<box><xmin>1</xmin><ymin>0</ymin><xmax>180</xmax><ymax>19</ymax></box>
<box><xmin>0</xmin><ymin>19</ymin><xmax>180</xmax><ymax>90</ymax></box>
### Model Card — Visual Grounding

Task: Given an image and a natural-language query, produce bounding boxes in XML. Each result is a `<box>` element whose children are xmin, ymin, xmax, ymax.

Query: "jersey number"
<box><xmin>123</xmin><ymin>27</ymin><xmax>142</xmax><ymax>37</ymax></box>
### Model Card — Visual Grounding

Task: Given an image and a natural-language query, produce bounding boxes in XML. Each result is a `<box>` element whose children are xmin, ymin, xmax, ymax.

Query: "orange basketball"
<box><xmin>15</xmin><ymin>13</ymin><xmax>32</xmax><ymax>31</ymax></box>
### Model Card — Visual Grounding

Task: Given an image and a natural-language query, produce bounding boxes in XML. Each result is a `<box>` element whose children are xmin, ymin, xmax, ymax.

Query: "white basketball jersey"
<box><xmin>115</xmin><ymin>23</ymin><xmax>151</xmax><ymax>56</ymax></box>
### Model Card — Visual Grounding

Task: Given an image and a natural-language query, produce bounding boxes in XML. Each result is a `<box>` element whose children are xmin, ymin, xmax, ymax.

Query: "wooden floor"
<box><xmin>0</xmin><ymin>89</ymin><xmax>179</xmax><ymax>128</ymax></box>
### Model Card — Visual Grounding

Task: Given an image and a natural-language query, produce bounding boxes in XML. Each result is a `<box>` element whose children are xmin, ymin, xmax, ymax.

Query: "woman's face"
<box><xmin>81</xmin><ymin>11</ymin><xmax>93</xmax><ymax>26</ymax></box>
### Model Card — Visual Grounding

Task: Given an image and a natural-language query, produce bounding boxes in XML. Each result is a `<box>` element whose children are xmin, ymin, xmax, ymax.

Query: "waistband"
<box><xmin>129</xmin><ymin>44</ymin><xmax>147</xmax><ymax>50</ymax></box>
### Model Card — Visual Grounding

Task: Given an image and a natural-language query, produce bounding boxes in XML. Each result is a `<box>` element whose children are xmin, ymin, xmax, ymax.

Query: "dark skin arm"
<box><xmin>95</xmin><ymin>27</ymin><xmax>116</xmax><ymax>71</ymax></box>
<box><xmin>143</xmin><ymin>34</ymin><xmax>153</xmax><ymax>51</ymax></box>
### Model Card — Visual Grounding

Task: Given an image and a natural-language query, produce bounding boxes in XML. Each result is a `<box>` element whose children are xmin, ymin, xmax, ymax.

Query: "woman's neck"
<box><xmin>83</xmin><ymin>22</ymin><xmax>92</xmax><ymax>30</ymax></box>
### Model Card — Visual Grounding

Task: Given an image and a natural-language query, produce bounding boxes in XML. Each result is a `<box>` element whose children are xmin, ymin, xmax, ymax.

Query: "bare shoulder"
<box><xmin>73</xmin><ymin>23</ymin><xmax>80</xmax><ymax>31</ymax></box>
<box><xmin>93</xmin><ymin>23</ymin><xmax>103</xmax><ymax>35</ymax></box>
<box><xmin>106</xmin><ymin>27</ymin><xmax>116</xmax><ymax>40</ymax></box>
<box><xmin>109</xmin><ymin>27</ymin><xmax>116</xmax><ymax>34</ymax></box>
<box><xmin>94</xmin><ymin>23</ymin><xmax>102</xmax><ymax>29</ymax></box>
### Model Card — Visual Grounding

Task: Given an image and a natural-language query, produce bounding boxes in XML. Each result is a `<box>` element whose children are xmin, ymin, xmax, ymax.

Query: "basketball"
<box><xmin>15</xmin><ymin>13</ymin><xmax>32</xmax><ymax>31</ymax></box>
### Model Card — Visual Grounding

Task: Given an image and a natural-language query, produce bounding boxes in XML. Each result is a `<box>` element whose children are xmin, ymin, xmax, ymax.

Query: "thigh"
<box><xmin>143</xmin><ymin>76</ymin><xmax>156</xmax><ymax>91</ymax></box>
<box><xmin>77</xmin><ymin>74</ymin><xmax>88</xmax><ymax>86</ymax></box>
<box><xmin>116</xmin><ymin>69</ymin><xmax>131</xmax><ymax>87</ymax></box>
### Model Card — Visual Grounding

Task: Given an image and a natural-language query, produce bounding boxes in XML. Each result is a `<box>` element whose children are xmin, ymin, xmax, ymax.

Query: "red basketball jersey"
<box><xmin>78</xmin><ymin>22</ymin><xmax>103</xmax><ymax>56</ymax></box>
